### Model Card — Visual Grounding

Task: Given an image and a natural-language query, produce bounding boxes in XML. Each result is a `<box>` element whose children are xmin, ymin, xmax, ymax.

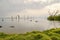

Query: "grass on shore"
<box><xmin>0</xmin><ymin>28</ymin><xmax>60</xmax><ymax>40</ymax></box>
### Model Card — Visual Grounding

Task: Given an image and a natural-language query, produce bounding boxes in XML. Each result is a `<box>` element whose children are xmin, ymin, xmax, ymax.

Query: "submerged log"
<box><xmin>10</xmin><ymin>26</ymin><xmax>15</xmax><ymax>28</ymax></box>
<box><xmin>0</xmin><ymin>26</ymin><xmax>2</xmax><ymax>28</ymax></box>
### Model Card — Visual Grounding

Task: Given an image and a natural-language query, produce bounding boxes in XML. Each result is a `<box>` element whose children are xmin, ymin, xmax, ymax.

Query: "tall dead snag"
<box><xmin>48</xmin><ymin>9</ymin><xmax>59</xmax><ymax>29</ymax></box>
<box><xmin>48</xmin><ymin>9</ymin><xmax>59</xmax><ymax>16</ymax></box>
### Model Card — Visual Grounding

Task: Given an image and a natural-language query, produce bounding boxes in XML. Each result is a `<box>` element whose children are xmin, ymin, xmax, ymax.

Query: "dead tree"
<box><xmin>48</xmin><ymin>9</ymin><xmax>59</xmax><ymax>29</ymax></box>
<box><xmin>54</xmin><ymin>10</ymin><xmax>59</xmax><ymax>16</ymax></box>
<box><xmin>48</xmin><ymin>9</ymin><xmax>59</xmax><ymax>16</ymax></box>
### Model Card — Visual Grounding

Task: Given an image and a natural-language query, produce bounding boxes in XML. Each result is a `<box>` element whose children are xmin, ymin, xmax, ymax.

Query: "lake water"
<box><xmin>0</xmin><ymin>17</ymin><xmax>60</xmax><ymax>34</ymax></box>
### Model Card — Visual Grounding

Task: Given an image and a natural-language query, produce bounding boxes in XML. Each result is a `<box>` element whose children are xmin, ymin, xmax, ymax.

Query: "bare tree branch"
<box><xmin>48</xmin><ymin>9</ymin><xmax>59</xmax><ymax>16</ymax></box>
<box><xmin>54</xmin><ymin>10</ymin><xmax>59</xmax><ymax>16</ymax></box>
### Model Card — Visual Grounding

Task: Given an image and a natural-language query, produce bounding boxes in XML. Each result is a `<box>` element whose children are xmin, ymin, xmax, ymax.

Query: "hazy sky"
<box><xmin>0</xmin><ymin>0</ymin><xmax>60</xmax><ymax>17</ymax></box>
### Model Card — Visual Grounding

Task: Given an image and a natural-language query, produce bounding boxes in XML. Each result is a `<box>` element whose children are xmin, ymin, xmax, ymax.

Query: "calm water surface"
<box><xmin>0</xmin><ymin>17</ymin><xmax>60</xmax><ymax>34</ymax></box>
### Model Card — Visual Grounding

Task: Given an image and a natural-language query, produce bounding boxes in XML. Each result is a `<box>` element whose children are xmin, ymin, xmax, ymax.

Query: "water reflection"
<box><xmin>52</xmin><ymin>21</ymin><xmax>57</xmax><ymax>29</ymax></box>
<box><xmin>0</xmin><ymin>17</ymin><xmax>60</xmax><ymax>34</ymax></box>
<box><xmin>49</xmin><ymin>21</ymin><xmax>60</xmax><ymax>29</ymax></box>
<box><xmin>2</xmin><ymin>18</ymin><xmax>4</xmax><ymax>22</ymax></box>
<box><xmin>11</xmin><ymin>16</ymin><xmax>14</xmax><ymax>21</ymax></box>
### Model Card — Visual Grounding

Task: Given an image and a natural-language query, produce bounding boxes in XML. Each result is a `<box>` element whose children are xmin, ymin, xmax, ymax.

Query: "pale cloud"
<box><xmin>46</xmin><ymin>3</ymin><xmax>60</xmax><ymax>12</ymax></box>
<box><xmin>16</xmin><ymin>8</ymin><xmax>48</xmax><ymax>17</ymax></box>
<box><xmin>24</xmin><ymin>0</ymin><xmax>47</xmax><ymax>3</ymax></box>
<box><xmin>0</xmin><ymin>0</ymin><xmax>60</xmax><ymax>16</ymax></box>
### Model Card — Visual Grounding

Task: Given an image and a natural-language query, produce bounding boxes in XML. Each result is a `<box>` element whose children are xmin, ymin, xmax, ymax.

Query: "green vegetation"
<box><xmin>0</xmin><ymin>28</ymin><xmax>60</xmax><ymax>40</ymax></box>
<box><xmin>47</xmin><ymin>15</ymin><xmax>60</xmax><ymax>21</ymax></box>
<box><xmin>47</xmin><ymin>9</ymin><xmax>60</xmax><ymax>21</ymax></box>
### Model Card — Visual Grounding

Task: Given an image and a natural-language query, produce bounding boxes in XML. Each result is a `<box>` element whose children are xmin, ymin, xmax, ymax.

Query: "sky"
<box><xmin>0</xmin><ymin>0</ymin><xmax>60</xmax><ymax>17</ymax></box>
